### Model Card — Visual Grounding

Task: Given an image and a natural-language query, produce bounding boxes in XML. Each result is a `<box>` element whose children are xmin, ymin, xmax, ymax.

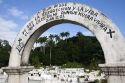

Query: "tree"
<box><xmin>54</xmin><ymin>35</ymin><xmax>60</xmax><ymax>44</ymax></box>
<box><xmin>49</xmin><ymin>34</ymin><xmax>55</xmax><ymax>41</ymax></box>
<box><xmin>64</xmin><ymin>32</ymin><xmax>70</xmax><ymax>38</ymax></box>
<box><xmin>30</xmin><ymin>50</ymin><xmax>42</xmax><ymax>68</ymax></box>
<box><xmin>0</xmin><ymin>39</ymin><xmax>11</xmax><ymax>67</ymax></box>
<box><xmin>29</xmin><ymin>32</ymin><xmax>104</xmax><ymax>69</ymax></box>
<box><xmin>60</xmin><ymin>32</ymin><xmax>65</xmax><ymax>40</ymax></box>
<box><xmin>37</xmin><ymin>36</ymin><xmax>47</xmax><ymax>54</ymax></box>
<box><xmin>76</xmin><ymin>32</ymin><xmax>84</xmax><ymax>37</ymax></box>
<box><xmin>64</xmin><ymin>32</ymin><xmax>70</xmax><ymax>42</ymax></box>
<box><xmin>60</xmin><ymin>32</ymin><xmax>70</xmax><ymax>40</ymax></box>
<box><xmin>46</xmin><ymin>34</ymin><xmax>56</xmax><ymax>66</ymax></box>
<box><xmin>46</xmin><ymin>34</ymin><xmax>55</xmax><ymax>47</ymax></box>
<box><xmin>37</xmin><ymin>36</ymin><xmax>47</xmax><ymax>44</ymax></box>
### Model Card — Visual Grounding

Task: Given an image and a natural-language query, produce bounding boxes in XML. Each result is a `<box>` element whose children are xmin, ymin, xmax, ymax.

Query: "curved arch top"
<box><xmin>9</xmin><ymin>2</ymin><xmax>125</xmax><ymax>67</ymax></box>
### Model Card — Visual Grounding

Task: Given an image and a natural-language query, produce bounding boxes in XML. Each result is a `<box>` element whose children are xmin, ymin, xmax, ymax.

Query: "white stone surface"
<box><xmin>108</xmin><ymin>76</ymin><xmax>125</xmax><ymax>83</ymax></box>
<box><xmin>0</xmin><ymin>75</ymin><xmax>7</xmax><ymax>83</ymax></box>
<box><xmin>2</xmin><ymin>66</ymin><xmax>34</xmax><ymax>83</ymax></box>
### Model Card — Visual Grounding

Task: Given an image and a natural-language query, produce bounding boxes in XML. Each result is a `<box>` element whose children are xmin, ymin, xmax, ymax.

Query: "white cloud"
<box><xmin>41</xmin><ymin>32</ymin><xmax>57</xmax><ymax>37</ymax></box>
<box><xmin>0</xmin><ymin>17</ymin><xmax>18</xmax><ymax>45</ymax></box>
<box><xmin>9</xmin><ymin>7</ymin><xmax>23</xmax><ymax>16</ymax></box>
<box><xmin>8</xmin><ymin>7</ymin><xmax>28</xmax><ymax>20</ymax></box>
<box><xmin>0</xmin><ymin>17</ymin><xmax>18</xmax><ymax>31</ymax></box>
<box><xmin>0</xmin><ymin>32</ymin><xmax>17</xmax><ymax>45</ymax></box>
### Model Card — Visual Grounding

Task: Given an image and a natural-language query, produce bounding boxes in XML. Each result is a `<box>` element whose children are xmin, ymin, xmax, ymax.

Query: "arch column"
<box><xmin>2</xmin><ymin>66</ymin><xmax>34</xmax><ymax>83</ymax></box>
<box><xmin>99</xmin><ymin>64</ymin><xmax>125</xmax><ymax>83</ymax></box>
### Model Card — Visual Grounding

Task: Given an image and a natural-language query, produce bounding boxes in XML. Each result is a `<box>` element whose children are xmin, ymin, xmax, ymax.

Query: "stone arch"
<box><xmin>8</xmin><ymin>2</ymin><xmax>125</xmax><ymax>67</ymax></box>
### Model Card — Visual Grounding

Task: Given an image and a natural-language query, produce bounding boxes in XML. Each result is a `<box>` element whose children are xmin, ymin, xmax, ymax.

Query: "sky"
<box><xmin>0</xmin><ymin>0</ymin><xmax>125</xmax><ymax>45</ymax></box>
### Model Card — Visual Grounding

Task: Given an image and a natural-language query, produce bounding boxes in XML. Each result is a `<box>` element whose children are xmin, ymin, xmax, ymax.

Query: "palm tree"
<box><xmin>60</xmin><ymin>32</ymin><xmax>65</xmax><ymax>40</ymax></box>
<box><xmin>49</xmin><ymin>34</ymin><xmax>55</xmax><ymax>41</ymax></box>
<box><xmin>76</xmin><ymin>32</ymin><xmax>84</xmax><ymax>37</ymax></box>
<box><xmin>37</xmin><ymin>36</ymin><xmax>47</xmax><ymax>54</ymax></box>
<box><xmin>64</xmin><ymin>32</ymin><xmax>70</xmax><ymax>38</ymax></box>
<box><xmin>60</xmin><ymin>32</ymin><xmax>70</xmax><ymax>40</ymax></box>
<box><xmin>64</xmin><ymin>32</ymin><xmax>70</xmax><ymax>42</ymax></box>
<box><xmin>47</xmin><ymin>34</ymin><xmax>55</xmax><ymax>67</ymax></box>
<box><xmin>54</xmin><ymin>34</ymin><xmax>60</xmax><ymax>44</ymax></box>
<box><xmin>47</xmin><ymin>34</ymin><xmax>55</xmax><ymax>47</ymax></box>
<box><xmin>37</xmin><ymin>36</ymin><xmax>47</xmax><ymax>44</ymax></box>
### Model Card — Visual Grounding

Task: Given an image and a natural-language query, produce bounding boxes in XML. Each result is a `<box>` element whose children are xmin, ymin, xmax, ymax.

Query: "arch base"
<box><xmin>2</xmin><ymin>66</ymin><xmax>34</xmax><ymax>83</ymax></box>
<box><xmin>99</xmin><ymin>64</ymin><xmax>125</xmax><ymax>83</ymax></box>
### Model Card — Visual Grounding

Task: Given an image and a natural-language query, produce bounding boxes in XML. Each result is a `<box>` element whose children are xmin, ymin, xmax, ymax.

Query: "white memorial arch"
<box><xmin>2</xmin><ymin>2</ymin><xmax>125</xmax><ymax>83</ymax></box>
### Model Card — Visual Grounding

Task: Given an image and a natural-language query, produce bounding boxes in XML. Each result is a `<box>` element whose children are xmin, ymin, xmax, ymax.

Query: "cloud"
<box><xmin>8</xmin><ymin>7</ymin><xmax>28</xmax><ymax>20</ymax></box>
<box><xmin>0</xmin><ymin>17</ymin><xmax>18</xmax><ymax>31</ymax></box>
<box><xmin>0</xmin><ymin>32</ymin><xmax>17</xmax><ymax>45</ymax></box>
<box><xmin>41</xmin><ymin>32</ymin><xmax>57</xmax><ymax>37</ymax></box>
<box><xmin>0</xmin><ymin>17</ymin><xmax>18</xmax><ymax>45</ymax></box>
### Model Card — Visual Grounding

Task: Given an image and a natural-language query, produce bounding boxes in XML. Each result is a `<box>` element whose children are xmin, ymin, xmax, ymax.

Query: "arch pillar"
<box><xmin>99</xmin><ymin>64</ymin><xmax>125</xmax><ymax>83</ymax></box>
<box><xmin>2</xmin><ymin>66</ymin><xmax>34</xmax><ymax>83</ymax></box>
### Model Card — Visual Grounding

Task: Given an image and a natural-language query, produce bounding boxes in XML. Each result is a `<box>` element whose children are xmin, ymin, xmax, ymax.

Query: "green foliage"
<box><xmin>0</xmin><ymin>31</ymin><xmax>105</xmax><ymax>69</ymax></box>
<box><xmin>29</xmin><ymin>49</ymin><xmax>43</xmax><ymax>68</ymax></box>
<box><xmin>0</xmin><ymin>39</ymin><xmax>11</xmax><ymax>67</ymax></box>
<box><xmin>29</xmin><ymin>32</ymin><xmax>105</xmax><ymax>68</ymax></box>
<box><xmin>62</xmin><ymin>62</ymin><xmax>83</xmax><ymax>68</ymax></box>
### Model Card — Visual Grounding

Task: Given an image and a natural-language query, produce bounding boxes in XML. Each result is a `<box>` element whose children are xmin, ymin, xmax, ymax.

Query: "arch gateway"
<box><xmin>2</xmin><ymin>2</ymin><xmax>125</xmax><ymax>83</ymax></box>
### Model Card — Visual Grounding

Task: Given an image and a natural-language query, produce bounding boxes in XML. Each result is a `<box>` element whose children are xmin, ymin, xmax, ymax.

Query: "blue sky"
<box><xmin>0</xmin><ymin>0</ymin><xmax>125</xmax><ymax>44</ymax></box>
